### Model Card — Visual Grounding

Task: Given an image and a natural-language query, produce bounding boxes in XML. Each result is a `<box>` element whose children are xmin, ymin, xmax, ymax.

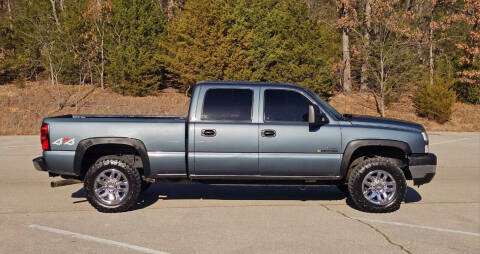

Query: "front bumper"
<box><xmin>33</xmin><ymin>156</ymin><xmax>48</xmax><ymax>172</ymax></box>
<box><xmin>409</xmin><ymin>153</ymin><xmax>437</xmax><ymax>186</ymax></box>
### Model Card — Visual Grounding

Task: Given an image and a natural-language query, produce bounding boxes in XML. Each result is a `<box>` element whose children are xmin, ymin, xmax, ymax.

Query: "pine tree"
<box><xmin>105</xmin><ymin>0</ymin><xmax>168</xmax><ymax>96</ymax></box>
<box><xmin>162</xmin><ymin>0</ymin><xmax>254</xmax><ymax>90</ymax></box>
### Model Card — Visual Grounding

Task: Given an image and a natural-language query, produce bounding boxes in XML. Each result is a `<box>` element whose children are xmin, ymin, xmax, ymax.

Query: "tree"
<box><xmin>360</xmin><ymin>0</ymin><xmax>371</xmax><ymax>91</ymax></box>
<box><xmin>250</xmin><ymin>0</ymin><xmax>338</xmax><ymax>95</ymax></box>
<box><xmin>452</xmin><ymin>0</ymin><xmax>479</xmax><ymax>103</ymax></box>
<box><xmin>58</xmin><ymin>0</ymin><xmax>97</xmax><ymax>86</ymax></box>
<box><xmin>12</xmin><ymin>0</ymin><xmax>62</xmax><ymax>86</ymax></box>
<box><xmin>105</xmin><ymin>0</ymin><xmax>168</xmax><ymax>96</ymax></box>
<box><xmin>364</xmin><ymin>0</ymin><xmax>420</xmax><ymax>117</ymax></box>
<box><xmin>334</xmin><ymin>0</ymin><xmax>358</xmax><ymax>93</ymax></box>
<box><xmin>162</xmin><ymin>0</ymin><xmax>254</xmax><ymax>89</ymax></box>
<box><xmin>1</xmin><ymin>0</ymin><xmax>44</xmax><ymax>83</ymax></box>
<box><xmin>425</xmin><ymin>0</ymin><xmax>459</xmax><ymax>86</ymax></box>
<box><xmin>90</xmin><ymin>0</ymin><xmax>108</xmax><ymax>89</ymax></box>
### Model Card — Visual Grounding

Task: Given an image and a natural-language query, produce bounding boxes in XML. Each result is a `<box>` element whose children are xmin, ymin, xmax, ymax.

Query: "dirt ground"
<box><xmin>1</xmin><ymin>82</ymin><xmax>479</xmax><ymax>135</ymax></box>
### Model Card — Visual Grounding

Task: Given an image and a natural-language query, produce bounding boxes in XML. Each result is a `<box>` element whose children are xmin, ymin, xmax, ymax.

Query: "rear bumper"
<box><xmin>33</xmin><ymin>156</ymin><xmax>48</xmax><ymax>172</ymax></box>
<box><xmin>409</xmin><ymin>153</ymin><xmax>437</xmax><ymax>186</ymax></box>
<box><xmin>33</xmin><ymin>151</ymin><xmax>77</xmax><ymax>176</ymax></box>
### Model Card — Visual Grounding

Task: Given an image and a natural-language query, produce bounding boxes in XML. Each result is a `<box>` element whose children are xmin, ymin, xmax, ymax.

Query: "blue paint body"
<box><xmin>41</xmin><ymin>81</ymin><xmax>430</xmax><ymax>181</ymax></box>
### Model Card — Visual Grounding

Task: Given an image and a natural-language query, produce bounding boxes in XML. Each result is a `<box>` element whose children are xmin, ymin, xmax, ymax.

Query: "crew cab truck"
<box><xmin>33</xmin><ymin>81</ymin><xmax>436</xmax><ymax>213</ymax></box>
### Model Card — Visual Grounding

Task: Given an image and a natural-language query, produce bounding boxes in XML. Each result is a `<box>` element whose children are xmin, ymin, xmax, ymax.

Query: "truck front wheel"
<box><xmin>348</xmin><ymin>157</ymin><xmax>406</xmax><ymax>213</ymax></box>
<box><xmin>84</xmin><ymin>155</ymin><xmax>142</xmax><ymax>213</ymax></box>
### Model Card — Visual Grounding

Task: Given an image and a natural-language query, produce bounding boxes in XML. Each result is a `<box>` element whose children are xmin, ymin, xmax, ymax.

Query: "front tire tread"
<box><xmin>348</xmin><ymin>157</ymin><xmax>406</xmax><ymax>213</ymax></box>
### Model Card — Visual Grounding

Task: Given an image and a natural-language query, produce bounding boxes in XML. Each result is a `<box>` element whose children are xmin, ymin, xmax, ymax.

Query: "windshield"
<box><xmin>305</xmin><ymin>90</ymin><xmax>344</xmax><ymax>120</ymax></box>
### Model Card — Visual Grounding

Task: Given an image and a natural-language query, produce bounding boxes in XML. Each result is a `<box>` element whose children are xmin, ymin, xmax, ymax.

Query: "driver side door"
<box><xmin>258</xmin><ymin>88</ymin><xmax>342</xmax><ymax>177</ymax></box>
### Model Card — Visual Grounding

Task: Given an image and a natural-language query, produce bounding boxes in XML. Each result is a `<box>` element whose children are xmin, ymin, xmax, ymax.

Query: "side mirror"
<box><xmin>309</xmin><ymin>105</ymin><xmax>328</xmax><ymax>126</ymax></box>
<box><xmin>308</xmin><ymin>105</ymin><xmax>315</xmax><ymax>124</ymax></box>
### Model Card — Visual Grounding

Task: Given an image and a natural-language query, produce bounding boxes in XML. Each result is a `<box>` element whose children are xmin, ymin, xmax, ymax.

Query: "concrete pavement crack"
<box><xmin>321</xmin><ymin>204</ymin><xmax>412</xmax><ymax>254</ymax></box>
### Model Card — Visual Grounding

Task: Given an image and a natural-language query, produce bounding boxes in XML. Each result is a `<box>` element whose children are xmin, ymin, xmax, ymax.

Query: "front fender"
<box><xmin>340</xmin><ymin>139</ymin><xmax>412</xmax><ymax>178</ymax></box>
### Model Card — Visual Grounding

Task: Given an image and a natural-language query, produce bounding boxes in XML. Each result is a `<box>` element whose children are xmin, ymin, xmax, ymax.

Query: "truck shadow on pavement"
<box><xmin>71</xmin><ymin>184</ymin><xmax>422</xmax><ymax>211</ymax></box>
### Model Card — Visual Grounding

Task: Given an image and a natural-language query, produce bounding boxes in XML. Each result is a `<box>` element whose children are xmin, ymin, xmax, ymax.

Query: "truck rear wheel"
<box><xmin>84</xmin><ymin>155</ymin><xmax>141</xmax><ymax>213</ymax></box>
<box><xmin>348</xmin><ymin>157</ymin><xmax>406</xmax><ymax>213</ymax></box>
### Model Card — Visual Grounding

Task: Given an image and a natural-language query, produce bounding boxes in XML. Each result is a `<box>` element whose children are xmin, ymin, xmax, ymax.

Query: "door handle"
<box><xmin>261</xmin><ymin>129</ymin><xmax>276</xmax><ymax>137</ymax></box>
<box><xmin>201</xmin><ymin>129</ymin><xmax>216</xmax><ymax>137</ymax></box>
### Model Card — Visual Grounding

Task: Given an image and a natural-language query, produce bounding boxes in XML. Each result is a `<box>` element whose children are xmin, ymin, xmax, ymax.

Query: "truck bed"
<box><xmin>42</xmin><ymin>114</ymin><xmax>187</xmax><ymax>177</ymax></box>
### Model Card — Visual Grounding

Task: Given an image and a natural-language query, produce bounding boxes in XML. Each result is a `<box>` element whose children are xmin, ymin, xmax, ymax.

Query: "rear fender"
<box><xmin>73</xmin><ymin>138</ymin><xmax>151</xmax><ymax>177</ymax></box>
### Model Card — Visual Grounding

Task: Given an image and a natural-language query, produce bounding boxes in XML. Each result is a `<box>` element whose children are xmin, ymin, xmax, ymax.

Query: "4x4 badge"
<box><xmin>52</xmin><ymin>137</ymin><xmax>75</xmax><ymax>146</ymax></box>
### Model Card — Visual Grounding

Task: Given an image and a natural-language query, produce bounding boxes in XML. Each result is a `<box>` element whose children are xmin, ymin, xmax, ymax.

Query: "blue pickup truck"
<box><xmin>33</xmin><ymin>81</ymin><xmax>436</xmax><ymax>213</ymax></box>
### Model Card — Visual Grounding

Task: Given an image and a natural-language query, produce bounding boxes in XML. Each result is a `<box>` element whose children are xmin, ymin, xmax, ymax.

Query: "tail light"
<box><xmin>40</xmin><ymin>123</ymin><xmax>50</xmax><ymax>151</ymax></box>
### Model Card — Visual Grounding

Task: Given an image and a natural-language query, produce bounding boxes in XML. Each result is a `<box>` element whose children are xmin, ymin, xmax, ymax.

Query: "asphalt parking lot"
<box><xmin>0</xmin><ymin>132</ymin><xmax>479</xmax><ymax>254</ymax></box>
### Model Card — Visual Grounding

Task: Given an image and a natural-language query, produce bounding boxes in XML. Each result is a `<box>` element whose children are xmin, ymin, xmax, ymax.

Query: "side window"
<box><xmin>264</xmin><ymin>89</ymin><xmax>311</xmax><ymax>122</ymax></box>
<box><xmin>201</xmin><ymin>89</ymin><xmax>253</xmax><ymax>121</ymax></box>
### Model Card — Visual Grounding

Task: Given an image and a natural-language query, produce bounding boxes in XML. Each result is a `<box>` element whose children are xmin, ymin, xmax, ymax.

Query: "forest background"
<box><xmin>0</xmin><ymin>0</ymin><xmax>478</xmax><ymax>134</ymax></box>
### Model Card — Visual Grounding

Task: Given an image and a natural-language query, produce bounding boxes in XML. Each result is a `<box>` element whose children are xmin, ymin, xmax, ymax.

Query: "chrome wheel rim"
<box><xmin>361</xmin><ymin>170</ymin><xmax>396</xmax><ymax>205</ymax></box>
<box><xmin>94</xmin><ymin>169</ymin><xmax>129</xmax><ymax>206</ymax></box>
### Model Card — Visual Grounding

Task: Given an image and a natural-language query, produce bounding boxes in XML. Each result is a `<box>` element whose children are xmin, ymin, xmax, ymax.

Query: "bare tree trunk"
<box><xmin>49</xmin><ymin>61</ymin><xmax>55</xmax><ymax>86</ymax></box>
<box><xmin>339</xmin><ymin>2</ymin><xmax>352</xmax><ymax>93</ymax></box>
<box><xmin>94</xmin><ymin>3</ymin><xmax>105</xmax><ymax>89</ymax></box>
<box><xmin>89</xmin><ymin>60</ymin><xmax>94</xmax><ymax>86</ymax></box>
<box><xmin>429</xmin><ymin>21</ymin><xmax>434</xmax><ymax>86</ymax></box>
<box><xmin>342</xmin><ymin>27</ymin><xmax>352</xmax><ymax>93</ymax></box>
<box><xmin>6</xmin><ymin>0</ymin><xmax>12</xmax><ymax>30</ymax></box>
<box><xmin>49</xmin><ymin>0</ymin><xmax>59</xmax><ymax>25</ymax></box>
<box><xmin>416</xmin><ymin>1</ymin><xmax>425</xmax><ymax>64</ymax></box>
<box><xmin>360</xmin><ymin>0</ymin><xmax>371</xmax><ymax>91</ymax></box>
<box><xmin>46</xmin><ymin>49</ymin><xmax>56</xmax><ymax>86</ymax></box>
<box><xmin>100</xmin><ymin>37</ymin><xmax>104</xmax><ymax>89</ymax></box>
<box><xmin>379</xmin><ymin>49</ymin><xmax>385</xmax><ymax>117</ymax></box>
<box><xmin>59</xmin><ymin>0</ymin><xmax>64</xmax><ymax>11</ymax></box>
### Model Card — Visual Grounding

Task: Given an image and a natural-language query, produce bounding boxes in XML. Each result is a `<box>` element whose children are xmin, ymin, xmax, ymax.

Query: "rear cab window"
<box><xmin>201</xmin><ymin>88</ymin><xmax>253</xmax><ymax>121</ymax></box>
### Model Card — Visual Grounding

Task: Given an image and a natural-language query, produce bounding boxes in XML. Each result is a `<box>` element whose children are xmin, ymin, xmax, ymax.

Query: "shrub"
<box><xmin>453</xmin><ymin>82</ymin><xmax>480</xmax><ymax>104</ymax></box>
<box><xmin>414</xmin><ymin>78</ymin><xmax>456</xmax><ymax>123</ymax></box>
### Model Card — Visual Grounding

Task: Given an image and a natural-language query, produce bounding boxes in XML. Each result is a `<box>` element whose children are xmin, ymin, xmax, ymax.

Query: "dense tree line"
<box><xmin>0</xmin><ymin>0</ymin><xmax>478</xmax><ymax>117</ymax></box>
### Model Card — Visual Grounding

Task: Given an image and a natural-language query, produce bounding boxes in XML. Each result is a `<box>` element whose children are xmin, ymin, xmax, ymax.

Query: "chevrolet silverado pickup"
<box><xmin>33</xmin><ymin>81</ymin><xmax>436</xmax><ymax>213</ymax></box>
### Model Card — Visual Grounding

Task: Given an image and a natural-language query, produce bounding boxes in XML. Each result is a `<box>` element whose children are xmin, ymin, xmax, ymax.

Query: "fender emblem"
<box><xmin>52</xmin><ymin>137</ymin><xmax>75</xmax><ymax>146</ymax></box>
<box><xmin>317</xmin><ymin>146</ymin><xmax>338</xmax><ymax>153</ymax></box>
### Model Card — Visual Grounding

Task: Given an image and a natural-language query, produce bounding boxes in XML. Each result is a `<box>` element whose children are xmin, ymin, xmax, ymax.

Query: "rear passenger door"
<box><xmin>193</xmin><ymin>87</ymin><xmax>259</xmax><ymax>176</ymax></box>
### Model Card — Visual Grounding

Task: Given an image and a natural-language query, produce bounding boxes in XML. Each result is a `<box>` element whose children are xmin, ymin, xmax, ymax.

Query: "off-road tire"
<box><xmin>84</xmin><ymin>155</ymin><xmax>142</xmax><ymax>213</ymax></box>
<box><xmin>348</xmin><ymin>157</ymin><xmax>406</xmax><ymax>213</ymax></box>
<box><xmin>338</xmin><ymin>156</ymin><xmax>366</xmax><ymax>196</ymax></box>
